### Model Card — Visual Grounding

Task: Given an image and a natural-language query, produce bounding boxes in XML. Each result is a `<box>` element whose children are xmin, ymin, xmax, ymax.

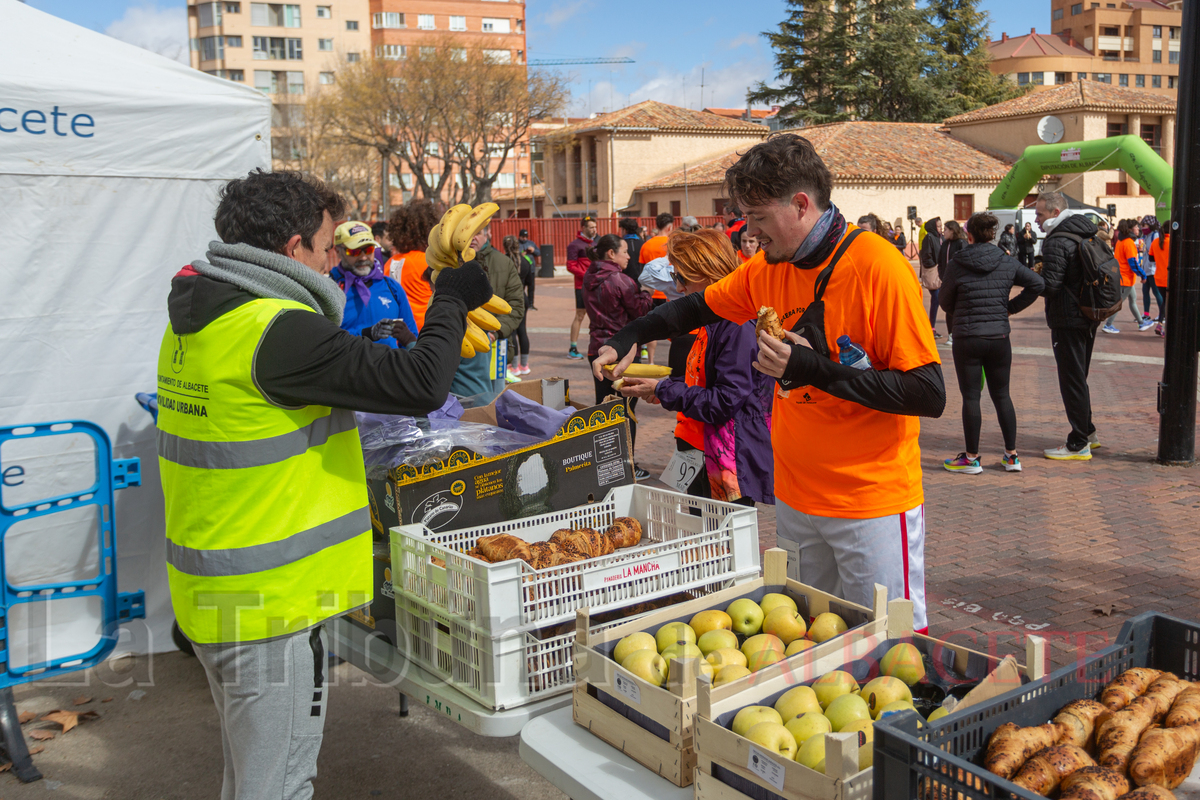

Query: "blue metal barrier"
<box><xmin>0</xmin><ymin>420</ymin><xmax>145</xmax><ymax>781</ymax></box>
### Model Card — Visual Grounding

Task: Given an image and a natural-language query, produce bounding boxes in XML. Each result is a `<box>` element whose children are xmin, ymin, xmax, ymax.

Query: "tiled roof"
<box><xmin>944</xmin><ymin>80</ymin><xmax>1176</xmax><ymax>124</ymax></box>
<box><xmin>541</xmin><ymin>100</ymin><xmax>767</xmax><ymax>138</ymax></box>
<box><xmin>635</xmin><ymin>122</ymin><xmax>1014</xmax><ymax>190</ymax></box>
<box><xmin>988</xmin><ymin>31</ymin><xmax>1093</xmax><ymax>59</ymax></box>
<box><xmin>703</xmin><ymin>107</ymin><xmax>775</xmax><ymax>120</ymax></box>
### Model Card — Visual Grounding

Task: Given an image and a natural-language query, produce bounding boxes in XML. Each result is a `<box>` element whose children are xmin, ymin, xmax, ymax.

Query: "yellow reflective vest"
<box><xmin>156</xmin><ymin>297</ymin><xmax>371</xmax><ymax>645</ymax></box>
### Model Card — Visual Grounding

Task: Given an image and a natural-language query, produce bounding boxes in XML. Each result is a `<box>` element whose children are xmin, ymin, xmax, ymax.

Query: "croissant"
<box><xmin>985</xmin><ymin>722</ymin><xmax>1066</xmax><ymax>780</ymax></box>
<box><xmin>755</xmin><ymin>306</ymin><xmax>786</xmax><ymax>340</ymax></box>
<box><xmin>1057</xmin><ymin>700</ymin><xmax>1113</xmax><ymax>754</ymax></box>
<box><xmin>1128</xmin><ymin>724</ymin><xmax>1200</xmax><ymax>789</ymax></box>
<box><xmin>1060</xmin><ymin>766</ymin><xmax>1131</xmax><ymax>800</ymax></box>
<box><xmin>605</xmin><ymin>517</ymin><xmax>643</xmax><ymax>549</ymax></box>
<box><xmin>465</xmin><ymin>545</ymin><xmax>487</xmax><ymax>562</ymax></box>
<box><xmin>1138</xmin><ymin>675</ymin><xmax>1187</xmax><ymax>722</ymax></box>
<box><xmin>550</xmin><ymin>528</ymin><xmax>612</xmax><ymax>558</ymax></box>
<box><xmin>528</xmin><ymin>541</ymin><xmax>556</xmax><ymax>570</ymax></box>
<box><xmin>476</xmin><ymin>533</ymin><xmax>532</xmax><ymax>564</ymax></box>
<box><xmin>1165</xmin><ymin>685</ymin><xmax>1200</xmax><ymax>727</ymax></box>
<box><xmin>1097</xmin><ymin>701</ymin><xmax>1156</xmax><ymax>773</ymax></box>
<box><xmin>1117</xmin><ymin>787</ymin><xmax>1178</xmax><ymax>800</ymax></box>
<box><xmin>547</xmin><ymin>541</ymin><xmax>588</xmax><ymax>566</ymax></box>
<box><xmin>1012</xmin><ymin>745</ymin><xmax>1096</xmax><ymax>795</ymax></box>
<box><xmin>1102</xmin><ymin>669</ymin><xmax>1163</xmax><ymax>711</ymax></box>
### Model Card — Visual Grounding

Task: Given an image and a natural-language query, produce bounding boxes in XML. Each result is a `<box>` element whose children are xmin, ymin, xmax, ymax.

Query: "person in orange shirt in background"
<box><xmin>735</xmin><ymin>230</ymin><xmax>760</xmax><ymax>263</ymax></box>
<box><xmin>384</xmin><ymin>200</ymin><xmax>439</xmax><ymax>331</ymax></box>
<box><xmin>1149</xmin><ymin>231</ymin><xmax>1170</xmax><ymax>337</ymax></box>
<box><xmin>638</xmin><ymin>212</ymin><xmax>677</xmax><ymax>366</ymax></box>
<box><xmin>595</xmin><ymin>134</ymin><xmax>945</xmax><ymax>632</ymax></box>
<box><xmin>1104</xmin><ymin>218</ymin><xmax>1150</xmax><ymax>334</ymax></box>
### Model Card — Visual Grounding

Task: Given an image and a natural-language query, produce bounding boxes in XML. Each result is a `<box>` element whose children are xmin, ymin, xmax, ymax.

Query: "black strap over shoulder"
<box><xmin>810</xmin><ymin>228</ymin><xmax>863</xmax><ymax>305</ymax></box>
<box><xmin>784</xmin><ymin>228</ymin><xmax>865</xmax><ymax>360</ymax></box>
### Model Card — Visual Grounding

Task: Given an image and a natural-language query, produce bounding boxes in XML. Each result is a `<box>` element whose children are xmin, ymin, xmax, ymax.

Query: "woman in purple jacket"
<box><xmin>618</xmin><ymin>229</ymin><xmax>774</xmax><ymax>506</ymax></box>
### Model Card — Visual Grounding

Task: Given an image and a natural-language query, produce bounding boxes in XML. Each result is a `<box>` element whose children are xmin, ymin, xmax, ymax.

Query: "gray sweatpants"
<box><xmin>193</xmin><ymin>626</ymin><xmax>329</xmax><ymax>800</ymax></box>
<box><xmin>776</xmin><ymin>501</ymin><xmax>928</xmax><ymax>631</ymax></box>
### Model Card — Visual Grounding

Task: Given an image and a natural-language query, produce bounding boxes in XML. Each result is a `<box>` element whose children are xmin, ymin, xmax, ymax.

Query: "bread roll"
<box><xmin>1056</xmin><ymin>700</ymin><xmax>1114</xmax><ymax>753</ymax></box>
<box><xmin>985</xmin><ymin>722</ymin><xmax>1066</xmax><ymax>780</ymax></box>
<box><xmin>1165</xmin><ymin>685</ymin><xmax>1200</xmax><ymax>727</ymax></box>
<box><xmin>605</xmin><ymin>517</ymin><xmax>642</xmax><ymax>549</ymax></box>
<box><xmin>476</xmin><ymin>533</ymin><xmax>532</xmax><ymax>564</ymax></box>
<box><xmin>1128</xmin><ymin>724</ymin><xmax>1200</xmax><ymax>789</ymax></box>
<box><xmin>1011</xmin><ymin>745</ymin><xmax>1096</xmax><ymax>795</ymax></box>
<box><xmin>1059</xmin><ymin>766</ymin><xmax>1130</xmax><ymax>800</ymax></box>
<box><xmin>1102</xmin><ymin>669</ymin><xmax>1163</xmax><ymax>711</ymax></box>
<box><xmin>1117</xmin><ymin>787</ymin><xmax>1177</xmax><ymax>800</ymax></box>
<box><xmin>756</xmin><ymin>306</ymin><xmax>785</xmax><ymax>340</ymax></box>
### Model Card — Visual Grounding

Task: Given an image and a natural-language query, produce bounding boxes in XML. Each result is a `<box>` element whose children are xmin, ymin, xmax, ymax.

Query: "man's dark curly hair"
<box><xmin>723</xmin><ymin>133</ymin><xmax>833</xmax><ymax>211</ymax></box>
<box><xmin>387</xmin><ymin>200</ymin><xmax>441</xmax><ymax>254</ymax></box>
<box><xmin>215</xmin><ymin>169</ymin><xmax>345</xmax><ymax>253</ymax></box>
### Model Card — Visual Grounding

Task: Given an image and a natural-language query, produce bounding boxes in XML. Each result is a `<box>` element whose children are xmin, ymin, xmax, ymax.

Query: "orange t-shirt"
<box><xmin>674</xmin><ymin>328</ymin><xmax>707</xmax><ymax>449</ymax></box>
<box><xmin>738</xmin><ymin>250</ymin><xmax>752</xmax><ymax>264</ymax></box>
<box><xmin>640</xmin><ymin>235</ymin><xmax>670</xmax><ymax>300</ymax></box>
<box><xmin>1150</xmin><ymin>235</ymin><xmax>1170</xmax><ymax>289</ymax></box>
<box><xmin>390</xmin><ymin>250</ymin><xmax>432</xmax><ymax>330</ymax></box>
<box><xmin>703</xmin><ymin>228</ymin><xmax>940</xmax><ymax>518</ymax></box>
<box><xmin>1114</xmin><ymin>238</ymin><xmax>1138</xmax><ymax>287</ymax></box>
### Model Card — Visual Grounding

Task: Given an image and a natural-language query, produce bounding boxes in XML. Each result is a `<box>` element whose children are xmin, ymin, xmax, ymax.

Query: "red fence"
<box><xmin>489</xmin><ymin>217</ymin><xmax>724</xmax><ymax>266</ymax></box>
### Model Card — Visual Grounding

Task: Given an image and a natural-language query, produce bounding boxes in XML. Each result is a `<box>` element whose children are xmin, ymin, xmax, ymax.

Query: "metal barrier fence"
<box><xmin>489</xmin><ymin>217</ymin><xmax>724</xmax><ymax>266</ymax></box>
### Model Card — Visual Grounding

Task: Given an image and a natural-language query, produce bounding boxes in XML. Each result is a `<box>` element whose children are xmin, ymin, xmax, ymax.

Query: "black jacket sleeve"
<box><xmin>1040</xmin><ymin>234</ymin><xmax>1069</xmax><ymax>295</ymax></box>
<box><xmin>938</xmin><ymin>265</ymin><xmax>959</xmax><ymax>315</ymax></box>
<box><xmin>254</xmin><ymin>294</ymin><xmax>468</xmax><ymax>415</ymax></box>
<box><xmin>1009</xmin><ymin>261</ymin><xmax>1046</xmax><ymax>316</ymax></box>
<box><xmin>604</xmin><ymin>292</ymin><xmax>724</xmax><ymax>360</ymax></box>
<box><xmin>780</xmin><ymin>347</ymin><xmax>945</xmax><ymax>418</ymax></box>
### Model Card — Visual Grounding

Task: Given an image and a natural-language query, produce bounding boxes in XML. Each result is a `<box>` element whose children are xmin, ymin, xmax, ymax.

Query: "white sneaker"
<box><xmin>1044</xmin><ymin>443</ymin><xmax>1091</xmax><ymax>460</ymax></box>
<box><xmin>946</xmin><ymin>334</ymin><xmax>954</xmax><ymax>346</ymax></box>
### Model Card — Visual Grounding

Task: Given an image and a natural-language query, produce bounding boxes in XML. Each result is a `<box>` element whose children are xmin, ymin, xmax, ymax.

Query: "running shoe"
<box><xmin>943</xmin><ymin>453</ymin><xmax>982</xmax><ymax>474</ymax></box>
<box><xmin>1143</xmin><ymin>313</ymin><xmax>1152</xmax><ymax>322</ymax></box>
<box><xmin>517</xmin><ymin>364</ymin><xmax>531</xmax><ymax>375</ymax></box>
<box><xmin>932</xmin><ymin>329</ymin><xmax>943</xmax><ymax>339</ymax></box>
<box><xmin>946</xmin><ymin>334</ymin><xmax>953</xmax><ymax>346</ymax></box>
<box><xmin>567</xmin><ymin>344</ymin><xmax>584</xmax><ymax>360</ymax></box>
<box><xmin>1001</xmin><ymin>453</ymin><xmax>1022</xmax><ymax>472</ymax></box>
<box><xmin>639</xmin><ymin>347</ymin><xmax>650</xmax><ymax>363</ymax></box>
<box><xmin>1138</xmin><ymin>319</ymin><xmax>1156</xmax><ymax>331</ymax></box>
<box><xmin>1044</xmin><ymin>444</ymin><xmax>1092</xmax><ymax>460</ymax></box>
<box><xmin>1088</xmin><ymin>432</ymin><xmax>1102</xmax><ymax>450</ymax></box>
<box><xmin>505</xmin><ymin>368</ymin><xmax>522</xmax><ymax>384</ymax></box>
<box><xmin>1102</xmin><ymin>323</ymin><xmax>1120</xmax><ymax>334</ymax></box>
<box><xmin>633</xmin><ymin>465</ymin><xmax>651</xmax><ymax>481</ymax></box>
<box><xmin>1156</xmin><ymin>322</ymin><xmax>1165</xmax><ymax>337</ymax></box>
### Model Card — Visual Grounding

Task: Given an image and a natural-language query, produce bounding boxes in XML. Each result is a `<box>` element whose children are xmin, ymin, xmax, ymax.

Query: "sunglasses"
<box><xmin>345</xmin><ymin>244</ymin><xmax>376</xmax><ymax>257</ymax></box>
<box><xmin>671</xmin><ymin>271</ymin><xmax>688</xmax><ymax>288</ymax></box>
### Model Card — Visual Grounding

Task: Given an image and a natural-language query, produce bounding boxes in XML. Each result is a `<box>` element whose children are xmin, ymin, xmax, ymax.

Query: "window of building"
<box><xmin>1053</xmin><ymin>7</ymin><xmax>1064</xmax><ymax>19</ymax></box>
<box><xmin>1090</xmin><ymin>2</ymin><xmax>1098</xmax><ymax>7</ymax></box>
<box><xmin>318</xmin><ymin>38</ymin><xmax>332</xmax><ymax>50</ymax></box>
<box><xmin>648</xmin><ymin>202</ymin><xmax>659</xmax><ymax>217</ymax></box>
<box><xmin>1170</xmin><ymin>50</ymin><xmax>1180</xmax><ymax>64</ymax></box>
<box><xmin>226</xmin><ymin>35</ymin><xmax>243</xmax><ymax>47</ymax></box>
<box><xmin>484</xmin><ymin>49</ymin><xmax>512</xmax><ymax>63</ymax></box>
<box><xmin>254</xmin><ymin>69</ymin><xmax>276</xmax><ymax>93</ymax></box>
<box><xmin>346</xmin><ymin>20</ymin><xmax>359</xmax><ymax>31</ymax></box>
<box><xmin>1071</xmin><ymin>3</ymin><xmax>1082</xmax><ymax>13</ymax></box>
<box><xmin>197</xmin><ymin>1</ymin><xmax>221</xmax><ymax>27</ymax></box>
<box><xmin>1106</xmin><ymin>3</ymin><xmax>1114</xmax><ymax>6</ymax></box>
<box><xmin>517</xmin><ymin>49</ymin><xmax>525</xmax><ymax>63</ymax></box>
<box><xmin>376</xmin><ymin>44</ymin><xmax>407</xmax><ymax>59</ymax></box>
<box><xmin>319</xmin><ymin>72</ymin><xmax>334</xmax><ymax>85</ymax></box>
<box><xmin>1017</xmin><ymin>72</ymin><xmax>1030</xmax><ymax>85</ymax></box>
<box><xmin>1119</xmin><ymin>73</ymin><xmax>1128</xmax><ymax>86</ymax></box>
<box><xmin>668</xmin><ymin>201</ymin><xmax>680</xmax><ymax>217</ymax></box>
<box><xmin>253</xmin><ymin>36</ymin><xmax>300</xmax><ymax>59</ymax></box>
<box><xmin>1078</xmin><ymin>71</ymin><xmax>1087</xmax><ymax>80</ymax></box>
<box><xmin>316</xmin><ymin>6</ymin><xmax>331</xmax><ymax>18</ymax></box>
<box><xmin>418</xmin><ymin>14</ymin><xmax>435</xmax><ymax>29</ymax></box>
<box><xmin>495</xmin><ymin>173</ymin><xmax>516</xmax><ymax>189</ymax></box>
<box><xmin>1152</xmin><ymin>25</ymin><xmax>1162</xmax><ymax>37</ymax></box>
<box><xmin>420</xmin><ymin>46</ymin><xmax>436</xmax><ymax>59</ymax></box>
<box><xmin>1105</xmin><ymin>181</ymin><xmax>1127</xmax><ymax>195</ymax></box>
<box><xmin>1107</xmin><ymin>122</ymin><xmax>1127</xmax><ymax>137</ymax></box>
<box><xmin>450</xmin><ymin>48</ymin><xmax>466</xmax><ymax>61</ymax></box>
<box><xmin>1152</xmin><ymin>74</ymin><xmax>1161</xmax><ymax>87</ymax></box>
<box><xmin>287</xmin><ymin>71</ymin><xmax>304</xmax><ymax>94</ymax></box>
<box><xmin>225</xmin><ymin>2</ymin><xmax>241</xmax><ymax>12</ymax></box>
<box><xmin>253</xmin><ymin>37</ymin><xmax>268</xmax><ymax>58</ymax></box>
<box><xmin>1169</xmin><ymin>76</ymin><xmax>1177</xmax><ymax>89</ymax></box>
<box><xmin>1169</xmin><ymin>27</ymin><xmax>1178</xmax><ymax>39</ymax></box>
<box><xmin>1102</xmin><ymin>25</ymin><xmax>1118</xmax><ymax>35</ymax></box>
<box><xmin>1032</xmin><ymin>72</ymin><xmax>1045</xmax><ymax>85</ymax></box>
<box><xmin>1102</xmin><ymin>51</ymin><xmax>1119</xmax><ymax>61</ymax></box>
<box><xmin>449</xmin><ymin>15</ymin><xmax>467</xmax><ymax>30</ymax></box>
<box><xmin>287</xmin><ymin>38</ymin><xmax>301</xmax><ymax>59</ymax></box>
<box><xmin>1153</xmin><ymin>49</ymin><xmax>1162</xmax><ymax>63</ymax></box>
<box><xmin>482</xmin><ymin>18</ymin><xmax>511</xmax><ymax>33</ymax></box>
<box><xmin>1093</xmin><ymin>73</ymin><xmax>1112</xmax><ymax>83</ymax></box>
<box><xmin>199</xmin><ymin>35</ymin><xmax>224</xmax><ymax>61</ymax></box>
<box><xmin>426</xmin><ymin>142</ymin><xmax>440</xmax><ymax>156</ymax></box>
<box><xmin>251</xmin><ymin>4</ymin><xmax>299</xmax><ymax>27</ymax></box>
<box><xmin>373</xmin><ymin>12</ymin><xmax>403</xmax><ymax>28</ymax></box>
<box><xmin>953</xmin><ymin>194</ymin><xmax>974</xmax><ymax>221</ymax></box>
<box><xmin>1136</xmin><ymin>74</ymin><xmax>1145</xmax><ymax>87</ymax></box>
<box><xmin>227</xmin><ymin>69</ymin><xmax>244</xmax><ymax>80</ymax></box>
<box><xmin>1142</xmin><ymin>124</ymin><xmax>1161</xmax><ymax>151</ymax></box>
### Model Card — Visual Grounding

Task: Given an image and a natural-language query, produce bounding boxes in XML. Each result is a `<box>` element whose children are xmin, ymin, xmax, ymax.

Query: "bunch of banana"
<box><xmin>425</xmin><ymin>202</ymin><xmax>513</xmax><ymax>357</ymax></box>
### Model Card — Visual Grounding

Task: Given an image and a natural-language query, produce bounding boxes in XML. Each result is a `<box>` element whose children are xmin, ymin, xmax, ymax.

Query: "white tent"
<box><xmin>0</xmin><ymin>0</ymin><xmax>270</xmax><ymax>662</ymax></box>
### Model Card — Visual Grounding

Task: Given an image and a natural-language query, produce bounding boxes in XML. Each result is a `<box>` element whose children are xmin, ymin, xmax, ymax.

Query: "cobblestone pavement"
<box><xmin>522</xmin><ymin>274</ymin><xmax>1196</xmax><ymax>670</ymax></box>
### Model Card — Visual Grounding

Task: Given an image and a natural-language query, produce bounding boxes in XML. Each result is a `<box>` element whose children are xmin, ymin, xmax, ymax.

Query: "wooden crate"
<box><xmin>571</xmin><ymin>548</ymin><xmax>889</xmax><ymax>787</ymax></box>
<box><xmin>692</xmin><ymin>600</ymin><xmax>1047</xmax><ymax>800</ymax></box>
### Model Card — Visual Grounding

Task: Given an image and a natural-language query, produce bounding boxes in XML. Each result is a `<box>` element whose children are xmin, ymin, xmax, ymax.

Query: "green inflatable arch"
<box><xmin>988</xmin><ymin>135</ymin><xmax>1173</xmax><ymax>215</ymax></box>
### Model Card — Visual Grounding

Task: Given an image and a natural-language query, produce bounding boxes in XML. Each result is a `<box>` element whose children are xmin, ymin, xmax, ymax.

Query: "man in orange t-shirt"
<box><xmin>594</xmin><ymin>135</ymin><xmax>944</xmax><ymax>631</ymax></box>
<box><xmin>384</xmin><ymin>201</ymin><xmax>439</xmax><ymax>330</ymax></box>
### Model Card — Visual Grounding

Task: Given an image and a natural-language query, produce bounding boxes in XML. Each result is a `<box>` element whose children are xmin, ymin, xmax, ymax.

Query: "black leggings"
<box><xmin>952</xmin><ymin>335</ymin><xmax>1016</xmax><ymax>454</ymax></box>
<box><xmin>510</xmin><ymin>316</ymin><xmax>530</xmax><ymax>361</ymax></box>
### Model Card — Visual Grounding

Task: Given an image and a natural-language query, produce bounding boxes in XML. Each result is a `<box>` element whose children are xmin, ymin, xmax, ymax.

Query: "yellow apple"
<box><xmin>796</xmin><ymin>734</ymin><xmax>826</xmax><ymax>773</ymax></box>
<box><xmin>748</xmin><ymin>648</ymin><xmax>785</xmax><ymax>673</ymax></box>
<box><xmin>613</xmin><ymin>632</ymin><xmax>657</xmax><ymax>665</ymax></box>
<box><xmin>928</xmin><ymin>706</ymin><xmax>950</xmax><ymax>723</ymax></box>
<box><xmin>759</xmin><ymin>592</ymin><xmax>798</xmax><ymax>617</ymax></box>
<box><xmin>785</xmin><ymin>639</ymin><xmax>817</xmax><ymax>657</ymax></box>
<box><xmin>825</xmin><ymin>693</ymin><xmax>872</xmax><ymax>731</ymax></box>
<box><xmin>713</xmin><ymin>664</ymin><xmax>752</xmax><ymax>686</ymax></box>
<box><xmin>784</xmin><ymin>711</ymin><xmax>832</xmax><ymax>746</ymax></box>
<box><xmin>841</xmin><ymin>718</ymin><xmax>875</xmax><ymax>770</ymax></box>
<box><xmin>740</xmin><ymin>633</ymin><xmax>785</xmax><ymax>661</ymax></box>
<box><xmin>812</xmin><ymin>670</ymin><xmax>859</xmax><ymax>710</ymax></box>
<box><xmin>807</xmin><ymin>612</ymin><xmax>848</xmax><ymax>643</ymax></box>
<box><xmin>620</xmin><ymin>649</ymin><xmax>667</xmax><ymax>687</ymax></box>
<box><xmin>696</xmin><ymin>628</ymin><xmax>739</xmax><ymax>656</ymax></box>
<box><xmin>763</xmin><ymin>606</ymin><xmax>807</xmax><ymax>645</ymax></box>
<box><xmin>706</xmin><ymin>648</ymin><xmax>748</xmax><ymax>670</ymax></box>
<box><xmin>732</xmin><ymin>705</ymin><xmax>782</xmax><ymax>737</ymax></box>
<box><xmin>880</xmin><ymin>642</ymin><xmax>926</xmax><ymax>686</ymax></box>
<box><xmin>660</xmin><ymin>642</ymin><xmax>704</xmax><ymax>673</ymax></box>
<box><xmin>726</xmin><ymin>598</ymin><xmax>765</xmax><ymax>637</ymax></box>
<box><xmin>690</xmin><ymin>609</ymin><xmax>733</xmax><ymax>638</ymax></box>
<box><xmin>774</xmin><ymin>686</ymin><xmax>822</xmax><ymax>722</ymax></box>
<box><xmin>654</xmin><ymin>621</ymin><xmax>696</xmax><ymax>653</ymax></box>
<box><xmin>859</xmin><ymin>676</ymin><xmax>913</xmax><ymax>718</ymax></box>
<box><xmin>745</xmin><ymin>722</ymin><xmax>798</xmax><ymax>760</ymax></box>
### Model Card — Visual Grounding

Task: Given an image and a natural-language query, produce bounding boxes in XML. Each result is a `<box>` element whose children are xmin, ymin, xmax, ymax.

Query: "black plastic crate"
<box><xmin>872</xmin><ymin>612</ymin><xmax>1200</xmax><ymax>800</ymax></box>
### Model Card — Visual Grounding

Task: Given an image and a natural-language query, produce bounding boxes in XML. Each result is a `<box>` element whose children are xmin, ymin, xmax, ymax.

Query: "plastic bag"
<box><xmin>358</xmin><ymin>413</ymin><xmax>544</xmax><ymax>480</ymax></box>
<box><xmin>495</xmin><ymin>390</ymin><xmax>576</xmax><ymax>439</ymax></box>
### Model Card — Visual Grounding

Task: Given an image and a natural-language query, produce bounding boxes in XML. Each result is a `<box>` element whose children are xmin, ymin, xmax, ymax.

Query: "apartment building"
<box><xmin>987</xmin><ymin>0</ymin><xmax>1183</xmax><ymax>98</ymax></box>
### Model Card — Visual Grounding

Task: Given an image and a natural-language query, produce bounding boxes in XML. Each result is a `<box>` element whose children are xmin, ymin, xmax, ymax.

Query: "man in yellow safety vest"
<box><xmin>156</xmin><ymin>169</ymin><xmax>494</xmax><ymax>799</ymax></box>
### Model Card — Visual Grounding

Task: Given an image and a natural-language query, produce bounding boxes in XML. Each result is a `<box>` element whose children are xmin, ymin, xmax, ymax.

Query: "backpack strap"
<box><xmin>811</xmin><ymin>228</ymin><xmax>864</xmax><ymax>303</ymax></box>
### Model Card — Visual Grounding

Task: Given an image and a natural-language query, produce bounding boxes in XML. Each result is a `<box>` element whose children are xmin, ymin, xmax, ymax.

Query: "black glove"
<box><xmin>433</xmin><ymin>261</ymin><xmax>493</xmax><ymax>311</ymax></box>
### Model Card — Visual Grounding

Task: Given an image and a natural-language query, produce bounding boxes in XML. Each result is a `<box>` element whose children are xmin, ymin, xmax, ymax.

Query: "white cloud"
<box><xmin>572</xmin><ymin>57</ymin><xmax>773</xmax><ymax>116</ymax></box>
<box><xmin>725</xmin><ymin>32</ymin><xmax>760</xmax><ymax>51</ymax></box>
<box><xmin>543</xmin><ymin>0</ymin><xmax>592</xmax><ymax>30</ymax></box>
<box><xmin>104</xmin><ymin>3</ymin><xmax>189</xmax><ymax>64</ymax></box>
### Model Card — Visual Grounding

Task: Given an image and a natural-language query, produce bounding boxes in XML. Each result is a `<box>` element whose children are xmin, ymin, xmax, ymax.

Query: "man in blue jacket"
<box><xmin>331</xmin><ymin>221</ymin><xmax>418</xmax><ymax>348</ymax></box>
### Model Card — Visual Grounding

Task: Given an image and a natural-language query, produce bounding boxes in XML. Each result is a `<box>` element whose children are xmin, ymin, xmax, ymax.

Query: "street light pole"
<box><xmin>1156</xmin><ymin>0</ymin><xmax>1199</xmax><ymax>465</ymax></box>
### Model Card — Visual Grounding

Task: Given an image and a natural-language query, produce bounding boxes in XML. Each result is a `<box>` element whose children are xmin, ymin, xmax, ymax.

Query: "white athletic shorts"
<box><xmin>776</xmin><ymin>501</ymin><xmax>928</xmax><ymax>632</ymax></box>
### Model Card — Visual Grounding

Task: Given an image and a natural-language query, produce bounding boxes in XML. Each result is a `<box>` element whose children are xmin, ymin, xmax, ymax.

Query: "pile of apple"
<box><xmin>728</xmin><ymin>642</ymin><xmax>947</xmax><ymax>774</ymax></box>
<box><xmin>610</xmin><ymin>593</ymin><xmax>851</xmax><ymax>689</ymax></box>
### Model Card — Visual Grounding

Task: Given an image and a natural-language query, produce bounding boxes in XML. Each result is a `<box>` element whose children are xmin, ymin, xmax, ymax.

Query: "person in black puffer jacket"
<box><xmin>939</xmin><ymin>211</ymin><xmax>1044</xmax><ymax>475</ymax></box>
<box><xmin>1035</xmin><ymin>192</ymin><xmax>1102</xmax><ymax>459</ymax></box>
<box><xmin>937</xmin><ymin>221</ymin><xmax>966</xmax><ymax>341</ymax></box>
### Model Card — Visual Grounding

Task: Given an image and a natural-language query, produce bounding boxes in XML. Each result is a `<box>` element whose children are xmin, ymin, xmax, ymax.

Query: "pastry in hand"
<box><xmin>755</xmin><ymin>306</ymin><xmax>785</xmax><ymax>340</ymax></box>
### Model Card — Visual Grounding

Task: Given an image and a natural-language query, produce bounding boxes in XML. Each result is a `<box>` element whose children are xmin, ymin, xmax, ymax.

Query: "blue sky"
<box><xmin>30</xmin><ymin>0</ymin><xmax>1051</xmax><ymax>114</ymax></box>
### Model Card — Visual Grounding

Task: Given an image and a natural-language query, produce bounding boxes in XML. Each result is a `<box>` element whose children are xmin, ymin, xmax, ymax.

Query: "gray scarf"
<box><xmin>191</xmin><ymin>241</ymin><xmax>346</xmax><ymax>325</ymax></box>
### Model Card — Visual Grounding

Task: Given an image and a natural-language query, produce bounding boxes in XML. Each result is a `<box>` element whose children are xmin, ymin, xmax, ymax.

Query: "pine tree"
<box><xmin>853</xmin><ymin>0</ymin><xmax>941</xmax><ymax>122</ymax></box>
<box><xmin>927</xmin><ymin>0</ymin><xmax>1025</xmax><ymax>118</ymax></box>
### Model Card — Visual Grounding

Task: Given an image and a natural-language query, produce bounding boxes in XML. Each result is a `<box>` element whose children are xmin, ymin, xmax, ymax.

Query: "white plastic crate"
<box><xmin>395</xmin><ymin>591</ymin><xmax>634</xmax><ymax>709</ymax></box>
<box><xmin>390</xmin><ymin>484</ymin><xmax>760</xmax><ymax>634</ymax></box>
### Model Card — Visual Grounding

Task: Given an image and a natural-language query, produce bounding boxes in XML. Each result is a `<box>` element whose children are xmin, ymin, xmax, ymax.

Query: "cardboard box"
<box><xmin>365</xmin><ymin>380</ymin><xmax>633</xmax><ymax>537</ymax></box>
<box><xmin>345</xmin><ymin>542</ymin><xmax>396</xmax><ymax>643</ymax></box>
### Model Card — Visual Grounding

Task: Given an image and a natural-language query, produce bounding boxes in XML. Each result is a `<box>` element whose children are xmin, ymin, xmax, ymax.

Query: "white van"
<box><xmin>989</xmin><ymin>207</ymin><xmax>1108</xmax><ymax>258</ymax></box>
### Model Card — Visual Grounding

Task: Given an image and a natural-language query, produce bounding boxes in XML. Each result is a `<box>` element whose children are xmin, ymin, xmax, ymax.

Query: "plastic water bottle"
<box><xmin>837</xmin><ymin>336</ymin><xmax>872</xmax><ymax>371</ymax></box>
